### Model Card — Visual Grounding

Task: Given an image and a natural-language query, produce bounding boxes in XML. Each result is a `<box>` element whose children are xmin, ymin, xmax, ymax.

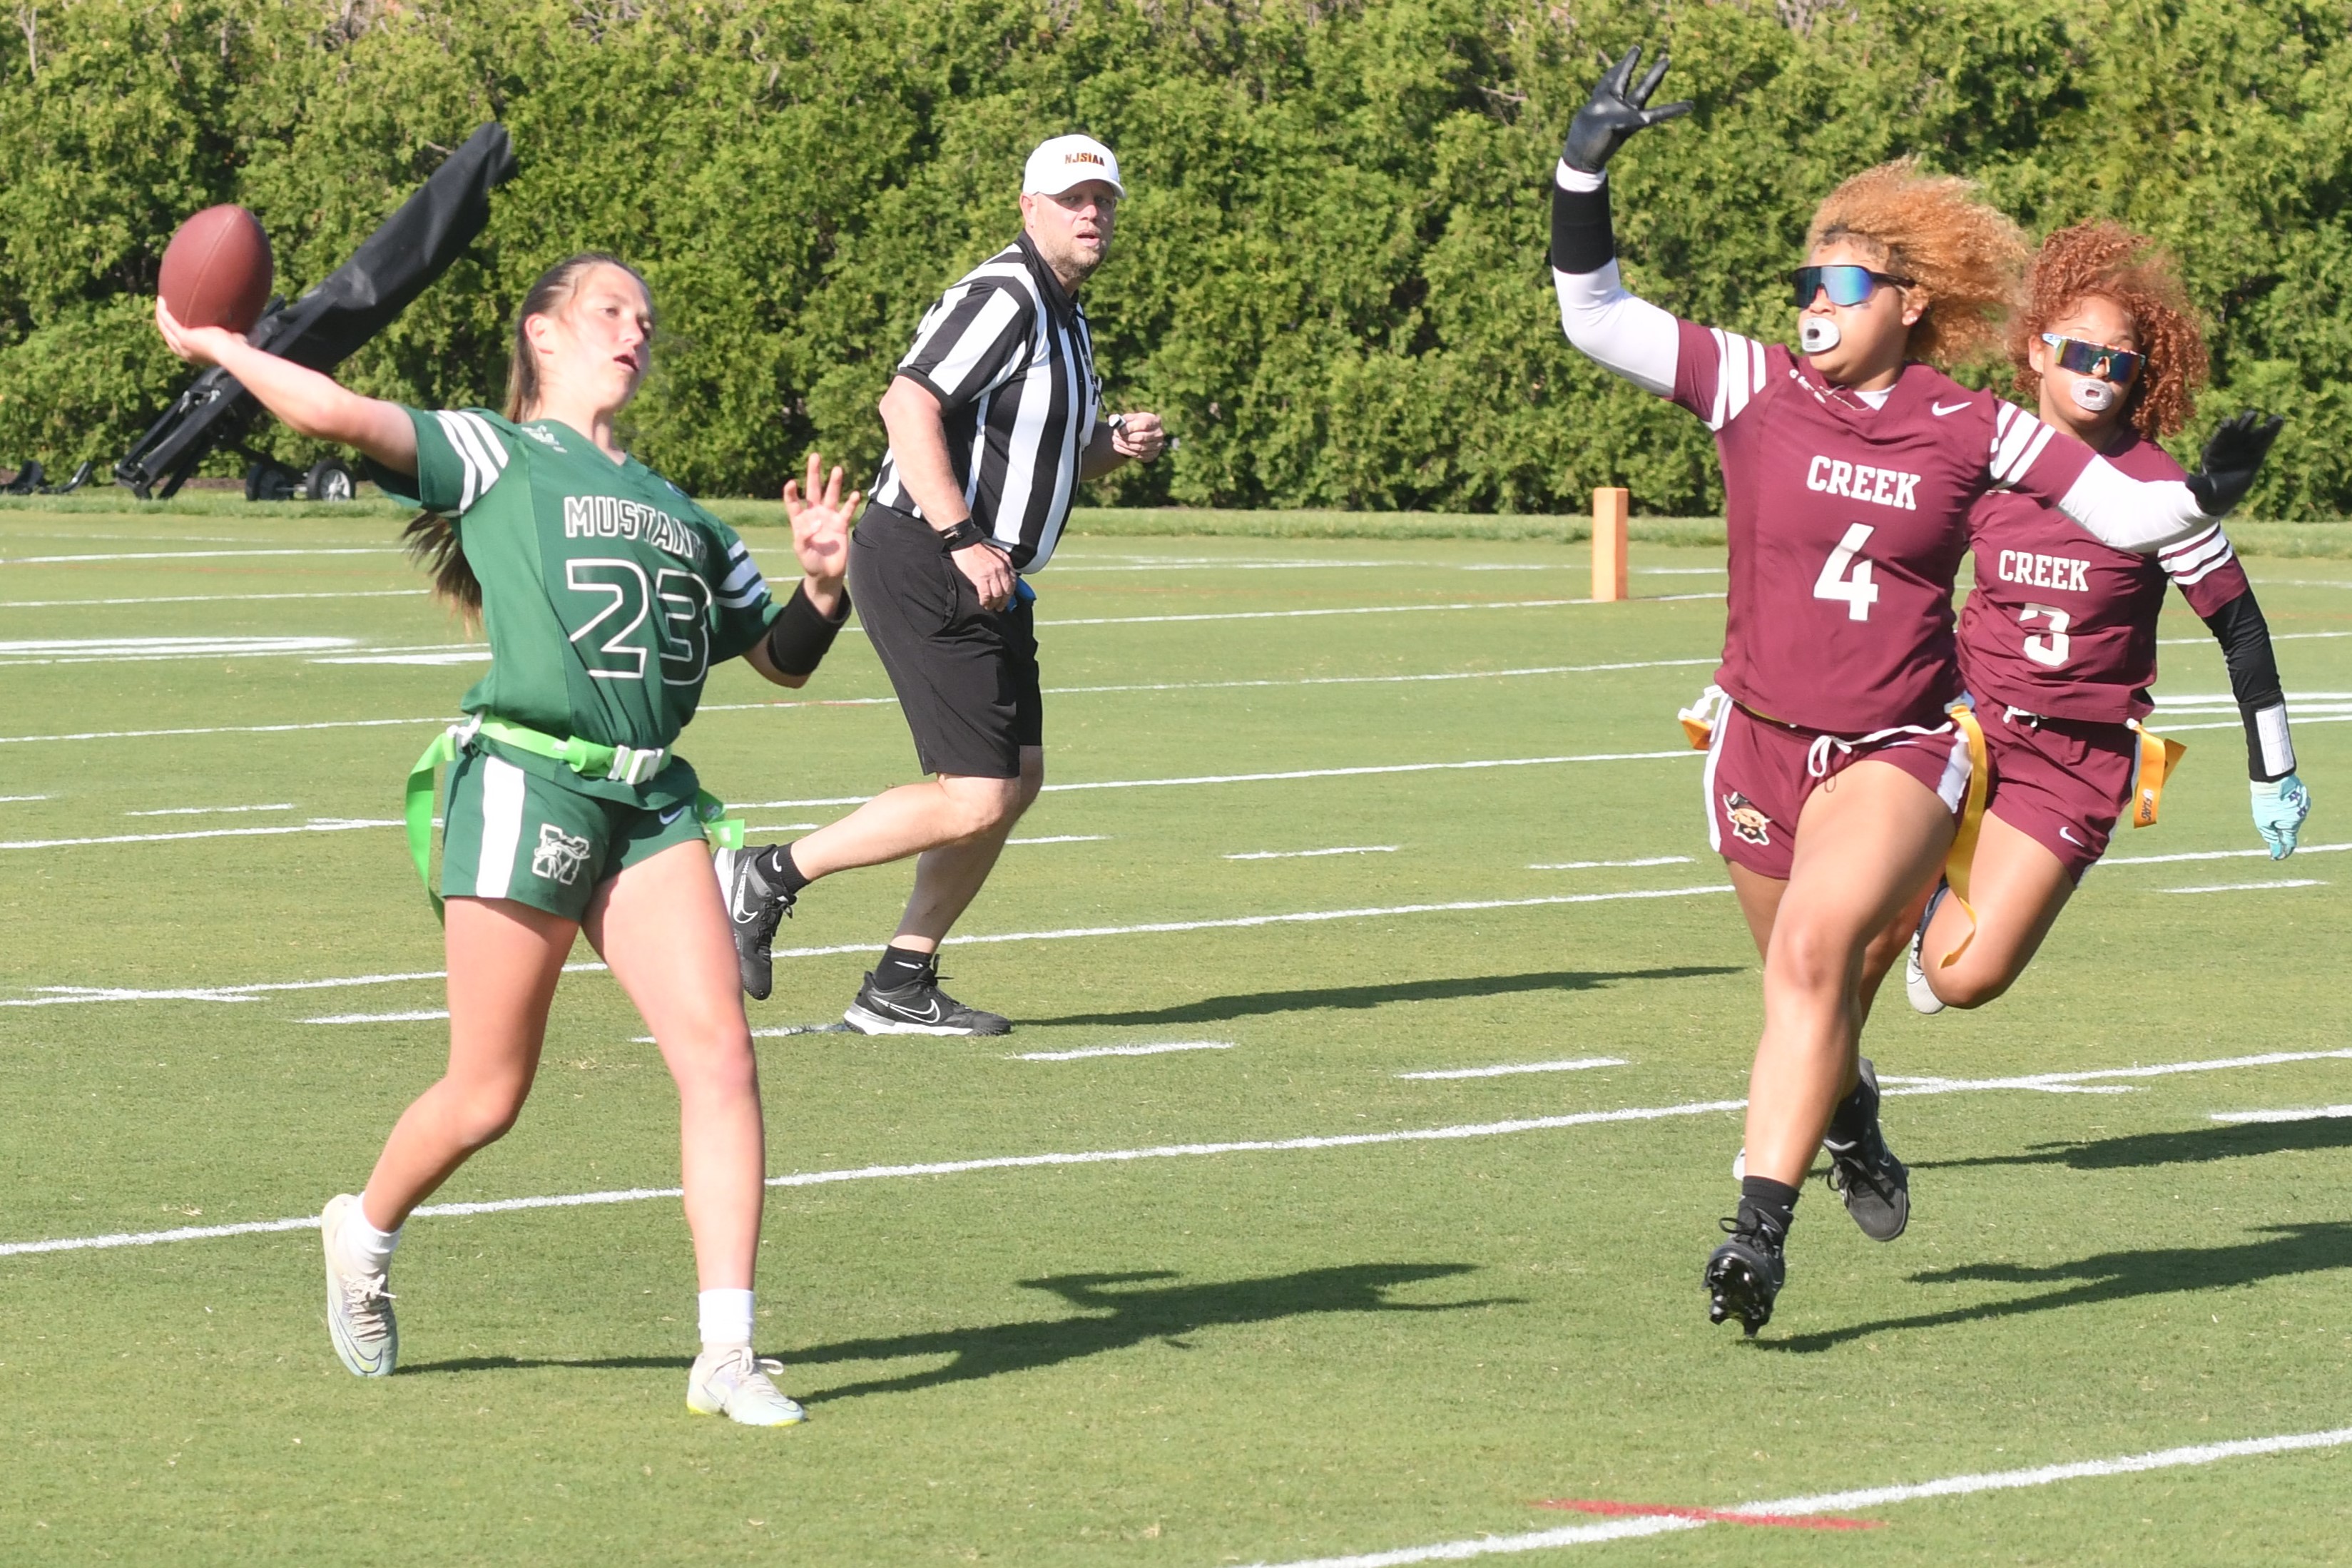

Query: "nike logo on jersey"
<box><xmin>1932</xmin><ymin>399</ymin><xmax>1972</xmax><ymax>417</ymax></box>
<box><xmin>658</xmin><ymin>804</ymin><xmax>691</xmax><ymax>826</ymax></box>
<box><xmin>1996</xmin><ymin>549</ymin><xmax>2092</xmax><ymax>592</ymax></box>
<box><xmin>1806</xmin><ymin>454</ymin><xmax>1920</xmax><ymax>511</ymax></box>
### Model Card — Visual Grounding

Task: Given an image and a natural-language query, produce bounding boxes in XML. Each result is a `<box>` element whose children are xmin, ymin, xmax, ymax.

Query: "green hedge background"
<box><xmin>1</xmin><ymin>0</ymin><xmax>2346</xmax><ymax>514</ymax></box>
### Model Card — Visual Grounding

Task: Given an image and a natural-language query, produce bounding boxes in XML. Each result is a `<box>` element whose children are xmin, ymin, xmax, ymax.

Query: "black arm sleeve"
<box><xmin>2198</xmin><ymin>586</ymin><xmax>2296</xmax><ymax>780</ymax></box>
<box><xmin>1550</xmin><ymin>173</ymin><xmax>1617</xmax><ymax>275</ymax></box>
<box><xmin>763</xmin><ymin>581</ymin><xmax>851</xmax><ymax>678</ymax></box>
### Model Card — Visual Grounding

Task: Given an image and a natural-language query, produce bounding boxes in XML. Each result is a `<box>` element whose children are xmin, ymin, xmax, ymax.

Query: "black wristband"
<box><xmin>763</xmin><ymin>581</ymin><xmax>850</xmax><ymax>678</ymax></box>
<box><xmin>1550</xmin><ymin>173</ymin><xmax>1617</xmax><ymax>275</ymax></box>
<box><xmin>935</xmin><ymin>516</ymin><xmax>989</xmax><ymax>551</ymax></box>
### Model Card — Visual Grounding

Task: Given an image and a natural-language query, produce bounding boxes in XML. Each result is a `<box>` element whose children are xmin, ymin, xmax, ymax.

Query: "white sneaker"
<box><xmin>1731</xmin><ymin>1146</ymin><xmax>1746</xmax><ymax>1181</ymax></box>
<box><xmin>688</xmin><ymin>1346</ymin><xmax>808</xmax><ymax>1427</ymax></box>
<box><xmin>320</xmin><ymin>1193</ymin><xmax>397</xmax><ymax>1378</ymax></box>
<box><xmin>1905</xmin><ymin>884</ymin><xmax>1949</xmax><ymax>1015</ymax></box>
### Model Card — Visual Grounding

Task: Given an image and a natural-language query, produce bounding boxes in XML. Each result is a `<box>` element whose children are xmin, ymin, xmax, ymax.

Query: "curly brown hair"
<box><xmin>1806</xmin><ymin>158</ymin><xmax>2025</xmax><ymax>367</ymax></box>
<box><xmin>2009</xmin><ymin>222</ymin><xmax>2206</xmax><ymax>440</ymax></box>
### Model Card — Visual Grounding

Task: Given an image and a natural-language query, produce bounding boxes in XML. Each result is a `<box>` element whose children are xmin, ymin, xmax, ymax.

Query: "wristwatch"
<box><xmin>935</xmin><ymin>516</ymin><xmax>989</xmax><ymax>551</ymax></box>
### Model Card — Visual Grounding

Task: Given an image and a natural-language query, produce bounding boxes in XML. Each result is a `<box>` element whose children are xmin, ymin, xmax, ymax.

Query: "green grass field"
<box><xmin>2</xmin><ymin>504</ymin><xmax>2348</xmax><ymax>1565</ymax></box>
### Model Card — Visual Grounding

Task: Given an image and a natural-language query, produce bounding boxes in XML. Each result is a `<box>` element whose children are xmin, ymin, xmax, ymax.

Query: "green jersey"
<box><xmin>382</xmin><ymin>407</ymin><xmax>778</xmax><ymax>808</ymax></box>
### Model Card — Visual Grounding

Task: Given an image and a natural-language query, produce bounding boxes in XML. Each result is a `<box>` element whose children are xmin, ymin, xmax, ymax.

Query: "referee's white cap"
<box><xmin>1023</xmin><ymin>134</ymin><xmax>1124</xmax><ymax>198</ymax></box>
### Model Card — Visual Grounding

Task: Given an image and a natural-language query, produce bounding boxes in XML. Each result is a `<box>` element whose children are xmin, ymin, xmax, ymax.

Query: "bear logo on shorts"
<box><xmin>531</xmin><ymin>823</ymin><xmax>593</xmax><ymax>885</ymax></box>
<box><xmin>1722</xmin><ymin>791</ymin><xmax>1773</xmax><ymax>847</ymax></box>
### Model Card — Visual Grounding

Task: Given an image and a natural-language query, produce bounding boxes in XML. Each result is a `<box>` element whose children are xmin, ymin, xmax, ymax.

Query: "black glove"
<box><xmin>1562</xmin><ymin>44</ymin><xmax>1693</xmax><ymax>175</ymax></box>
<box><xmin>2184</xmin><ymin>409</ymin><xmax>2284</xmax><ymax>518</ymax></box>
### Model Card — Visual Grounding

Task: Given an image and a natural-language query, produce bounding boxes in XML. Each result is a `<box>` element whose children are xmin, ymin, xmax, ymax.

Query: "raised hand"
<box><xmin>1562</xmin><ymin>44</ymin><xmax>1693</xmax><ymax>175</ymax></box>
<box><xmin>2184</xmin><ymin>409</ymin><xmax>2285</xmax><ymax>518</ymax></box>
<box><xmin>782</xmin><ymin>449</ymin><xmax>857</xmax><ymax>593</ymax></box>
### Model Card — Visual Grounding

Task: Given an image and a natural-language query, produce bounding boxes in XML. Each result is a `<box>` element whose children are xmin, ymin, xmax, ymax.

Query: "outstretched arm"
<box><xmin>2196</xmin><ymin>584</ymin><xmax>2310</xmax><ymax>857</ymax></box>
<box><xmin>2042</xmin><ymin>411</ymin><xmax>2284</xmax><ymax>554</ymax></box>
<box><xmin>1549</xmin><ymin>45</ymin><xmax>1691</xmax><ymax>395</ymax></box>
<box><xmin>156</xmin><ymin>299</ymin><xmax>417</xmax><ymax>474</ymax></box>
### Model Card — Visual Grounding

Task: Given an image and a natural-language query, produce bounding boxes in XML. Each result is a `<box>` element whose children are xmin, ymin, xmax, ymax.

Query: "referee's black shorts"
<box><xmin>848</xmin><ymin>502</ymin><xmax>1042</xmax><ymax>780</ymax></box>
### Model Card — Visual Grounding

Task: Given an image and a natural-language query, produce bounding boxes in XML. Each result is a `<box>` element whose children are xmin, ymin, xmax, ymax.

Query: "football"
<box><xmin>158</xmin><ymin>204</ymin><xmax>273</xmax><ymax>333</ymax></box>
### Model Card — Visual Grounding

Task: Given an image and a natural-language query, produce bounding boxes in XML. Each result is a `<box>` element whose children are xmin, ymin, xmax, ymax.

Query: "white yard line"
<box><xmin>0</xmin><ymin>589</ymin><xmax>426</xmax><ymax>609</ymax></box>
<box><xmin>735</xmin><ymin>750</ymin><xmax>1697</xmax><ymax>810</ymax></box>
<box><xmin>2097</xmin><ymin>841</ymin><xmax>2349</xmax><ymax>867</ymax></box>
<box><xmin>1529</xmin><ymin>856</ymin><xmax>1694</xmax><ymax>870</ymax></box>
<box><xmin>0</xmin><ymin>716</ymin><xmax>446</xmax><ymax>748</ymax></box>
<box><xmin>1012</xmin><ymin>1040</ymin><xmax>1234</xmax><ymax>1062</ymax></box>
<box><xmin>2211</xmin><ymin>1105</ymin><xmax>2352</xmax><ymax>1124</ymax></box>
<box><xmin>2160</xmin><ymin>629</ymin><xmax>2351</xmax><ymax>646</ymax></box>
<box><xmin>0</xmin><ymin>817</ymin><xmax>397</xmax><ymax>851</ymax></box>
<box><xmin>123</xmin><ymin>803</ymin><xmax>295</xmax><ymax>818</ymax></box>
<box><xmin>0</xmin><ymin>793</ymin><xmax>49</xmax><ymax>803</ymax></box>
<box><xmin>1397</xmin><ymin>1057</ymin><xmax>1626</xmax><ymax>1081</ymax></box>
<box><xmin>1008</xmin><ymin>834</ymin><xmax>1110</xmax><ymax>845</ymax></box>
<box><xmin>9</xmin><ymin>1044</ymin><xmax>2348</xmax><ymax>1260</ymax></box>
<box><xmin>1225</xmin><ymin>845</ymin><xmax>1400</xmax><ymax>860</ymax></box>
<box><xmin>1881</xmin><ymin>1049</ymin><xmax>2352</xmax><ymax>1098</ymax></box>
<box><xmin>0</xmin><ymin>961</ymin><xmax>607</xmax><ymax>1009</ymax></box>
<box><xmin>1244</xmin><ymin>1427</ymin><xmax>2352</xmax><ymax>1567</ymax></box>
<box><xmin>1037</xmin><ymin>598</ymin><xmax>1587</xmax><ymax>626</ymax></box>
<box><xmin>740</xmin><ymin>822</ymin><xmax>823</xmax><ymax>833</ymax></box>
<box><xmin>304</xmin><ymin>1010</ymin><xmax>450</xmax><ymax>1025</ymax></box>
<box><xmin>2158</xmin><ymin>713</ymin><xmax>2352</xmax><ymax>733</ymax></box>
<box><xmin>0</xmin><ymin>635</ymin><xmax>359</xmax><ymax>666</ymax></box>
<box><xmin>2157</xmin><ymin>879</ymin><xmax>2323</xmax><ymax>894</ymax></box>
<box><xmin>0</xmin><ymin>547</ymin><xmax>399</xmax><ymax>564</ymax></box>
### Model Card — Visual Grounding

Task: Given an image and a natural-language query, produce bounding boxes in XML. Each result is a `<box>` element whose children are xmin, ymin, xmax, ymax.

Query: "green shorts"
<box><xmin>438</xmin><ymin>743</ymin><xmax>709</xmax><ymax>920</ymax></box>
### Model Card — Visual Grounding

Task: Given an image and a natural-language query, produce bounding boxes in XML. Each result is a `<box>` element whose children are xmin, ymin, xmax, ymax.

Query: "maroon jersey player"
<box><xmin>1904</xmin><ymin>223</ymin><xmax>2307</xmax><ymax>1014</ymax></box>
<box><xmin>1547</xmin><ymin>48</ymin><xmax>2283</xmax><ymax>1336</ymax></box>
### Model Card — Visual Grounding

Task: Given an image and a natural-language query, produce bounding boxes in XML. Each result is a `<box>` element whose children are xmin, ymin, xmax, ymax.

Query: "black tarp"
<box><xmin>114</xmin><ymin>123</ymin><xmax>519</xmax><ymax>498</ymax></box>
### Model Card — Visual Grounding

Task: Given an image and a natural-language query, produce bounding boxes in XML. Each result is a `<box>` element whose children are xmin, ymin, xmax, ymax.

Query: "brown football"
<box><xmin>158</xmin><ymin>205</ymin><xmax>273</xmax><ymax>333</ymax></box>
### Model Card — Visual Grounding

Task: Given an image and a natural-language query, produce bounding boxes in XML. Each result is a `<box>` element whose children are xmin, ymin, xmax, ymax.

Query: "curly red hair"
<box><xmin>1807</xmin><ymin>158</ymin><xmax>2025</xmax><ymax>367</ymax></box>
<box><xmin>2010</xmin><ymin>222</ymin><xmax>2206</xmax><ymax>439</ymax></box>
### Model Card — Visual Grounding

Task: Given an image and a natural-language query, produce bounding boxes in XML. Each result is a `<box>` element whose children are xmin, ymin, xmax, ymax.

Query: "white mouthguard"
<box><xmin>1799</xmin><ymin>317</ymin><xmax>1842</xmax><ymax>355</ymax></box>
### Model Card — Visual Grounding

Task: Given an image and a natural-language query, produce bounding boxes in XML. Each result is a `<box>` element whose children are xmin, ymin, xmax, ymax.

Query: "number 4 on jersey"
<box><xmin>1813</xmin><ymin>522</ymin><xmax>1880</xmax><ymax>621</ymax></box>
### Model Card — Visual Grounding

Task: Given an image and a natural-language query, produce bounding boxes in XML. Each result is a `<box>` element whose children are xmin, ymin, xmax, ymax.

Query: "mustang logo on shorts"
<box><xmin>531</xmin><ymin>823</ymin><xmax>593</xmax><ymax>885</ymax></box>
<box><xmin>1722</xmin><ymin>791</ymin><xmax>1773</xmax><ymax>847</ymax></box>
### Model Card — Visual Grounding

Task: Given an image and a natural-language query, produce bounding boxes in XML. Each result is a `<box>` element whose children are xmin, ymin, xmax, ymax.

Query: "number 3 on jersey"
<box><xmin>2019</xmin><ymin>601</ymin><xmax>2072</xmax><ymax>668</ymax></box>
<box><xmin>1813</xmin><ymin>522</ymin><xmax>1880</xmax><ymax>621</ymax></box>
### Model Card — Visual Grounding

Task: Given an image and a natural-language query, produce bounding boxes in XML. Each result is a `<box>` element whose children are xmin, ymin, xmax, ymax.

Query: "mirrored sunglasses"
<box><xmin>1790</xmin><ymin>263</ymin><xmax>1914</xmax><ymax>309</ymax></box>
<box><xmin>2040</xmin><ymin>333</ymin><xmax>2143</xmax><ymax>383</ymax></box>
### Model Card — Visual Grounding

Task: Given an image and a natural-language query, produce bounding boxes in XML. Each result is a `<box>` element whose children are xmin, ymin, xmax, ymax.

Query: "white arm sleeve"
<box><xmin>1552</xmin><ymin>258</ymin><xmax>1680</xmax><ymax>397</ymax></box>
<box><xmin>2055</xmin><ymin>456</ymin><xmax>2214</xmax><ymax>554</ymax></box>
<box><xmin>1549</xmin><ymin>163</ymin><xmax>1679</xmax><ymax>397</ymax></box>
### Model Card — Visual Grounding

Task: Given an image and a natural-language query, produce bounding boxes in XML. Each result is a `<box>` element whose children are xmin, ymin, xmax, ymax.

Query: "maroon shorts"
<box><xmin>1701</xmin><ymin>704</ymin><xmax>1974</xmax><ymax>880</ymax></box>
<box><xmin>1980</xmin><ymin>708</ymin><xmax>2137</xmax><ymax>882</ymax></box>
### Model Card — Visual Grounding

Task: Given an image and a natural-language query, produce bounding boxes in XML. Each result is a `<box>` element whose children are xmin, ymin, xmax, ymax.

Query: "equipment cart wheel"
<box><xmin>304</xmin><ymin>457</ymin><xmax>356</xmax><ymax>502</ymax></box>
<box><xmin>244</xmin><ymin>459</ymin><xmax>300</xmax><ymax>502</ymax></box>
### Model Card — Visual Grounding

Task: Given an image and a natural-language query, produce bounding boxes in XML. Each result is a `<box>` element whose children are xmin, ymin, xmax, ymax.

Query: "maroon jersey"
<box><xmin>1958</xmin><ymin>429</ymin><xmax>2251</xmax><ymax>723</ymax></box>
<box><xmin>1671</xmin><ymin>322</ymin><xmax>2095</xmax><ymax>733</ymax></box>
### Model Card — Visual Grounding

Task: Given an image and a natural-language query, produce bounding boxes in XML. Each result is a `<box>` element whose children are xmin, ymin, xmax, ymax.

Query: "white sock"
<box><xmin>340</xmin><ymin>1203</ymin><xmax>401</xmax><ymax>1276</ymax></box>
<box><xmin>698</xmin><ymin>1288</ymin><xmax>755</xmax><ymax>1351</ymax></box>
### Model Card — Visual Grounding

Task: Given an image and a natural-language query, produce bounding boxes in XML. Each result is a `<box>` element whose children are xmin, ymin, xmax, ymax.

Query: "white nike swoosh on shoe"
<box><xmin>1932</xmin><ymin>399</ymin><xmax>1972</xmax><ymax>416</ymax></box>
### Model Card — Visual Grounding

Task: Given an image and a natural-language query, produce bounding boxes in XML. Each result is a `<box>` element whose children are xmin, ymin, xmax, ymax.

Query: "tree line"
<box><xmin>2</xmin><ymin>0</ymin><xmax>2346</xmax><ymax>515</ymax></box>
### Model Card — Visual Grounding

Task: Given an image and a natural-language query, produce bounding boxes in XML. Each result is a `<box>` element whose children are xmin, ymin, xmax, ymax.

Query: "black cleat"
<box><xmin>715</xmin><ymin>845</ymin><xmax>795</xmax><ymax>1002</ymax></box>
<box><xmin>1705</xmin><ymin>1216</ymin><xmax>1786</xmax><ymax>1336</ymax></box>
<box><xmin>1823</xmin><ymin>1058</ymin><xmax>1910</xmax><ymax>1242</ymax></box>
<box><xmin>843</xmin><ymin>962</ymin><xmax>1011</xmax><ymax>1037</ymax></box>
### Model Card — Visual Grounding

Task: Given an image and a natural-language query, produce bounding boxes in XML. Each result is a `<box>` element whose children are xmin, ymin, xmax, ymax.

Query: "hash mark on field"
<box><xmin>2210</xmin><ymin>1105</ymin><xmax>2352</xmax><ymax>1124</ymax></box>
<box><xmin>1224</xmin><ymin>845</ymin><xmax>1398</xmax><ymax>860</ymax></box>
<box><xmin>1013</xmin><ymin>1041</ymin><xmax>1234</xmax><ymax>1062</ymax></box>
<box><xmin>1398</xmin><ymin>1057</ymin><xmax>1626</xmax><ymax>1081</ymax></box>
<box><xmin>2157</xmin><ymin>879</ymin><xmax>2324</xmax><ymax>894</ymax></box>
<box><xmin>304</xmin><ymin>1011</ymin><xmax>449</xmax><ymax>1024</ymax></box>
<box><xmin>124</xmin><ymin>803</ymin><xmax>295</xmax><ymax>818</ymax></box>
<box><xmin>0</xmin><ymin>794</ymin><xmax>47</xmax><ymax>803</ymax></box>
<box><xmin>1253</xmin><ymin>1427</ymin><xmax>2352</xmax><ymax>1565</ymax></box>
<box><xmin>1009</xmin><ymin>835</ymin><xmax>1110</xmax><ymax>845</ymax></box>
<box><xmin>1535</xmin><ymin>1499</ymin><xmax>1879</xmax><ymax>1531</ymax></box>
<box><xmin>1528</xmin><ymin>855</ymin><xmax>1694</xmax><ymax>870</ymax></box>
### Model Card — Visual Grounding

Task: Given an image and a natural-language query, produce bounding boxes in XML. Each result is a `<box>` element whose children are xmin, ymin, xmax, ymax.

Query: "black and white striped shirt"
<box><xmin>870</xmin><ymin>231</ymin><xmax>1100</xmax><ymax>572</ymax></box>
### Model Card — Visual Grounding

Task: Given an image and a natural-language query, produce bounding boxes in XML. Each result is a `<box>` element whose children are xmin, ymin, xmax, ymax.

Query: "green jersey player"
<box><xmin>157</xmin><ymin>253</ymin><xmax>860</xmax><ymax>1426</ymax></box>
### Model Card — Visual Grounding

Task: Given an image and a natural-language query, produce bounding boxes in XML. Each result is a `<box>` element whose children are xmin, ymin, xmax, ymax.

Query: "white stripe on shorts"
<box><xmin>474</xmin><ymin>755</ymin><xmax>528</xmax><ymax>900</ymax></box>
<box><xmin>1700</xmin><ymin>705</ymin><xmax>1731</xmax><ymax>856</ymax></box>
<box><xmin>1934</xmin><ymin>723</ymin><xmax>1972</xmax><ymax>813</ymax></box>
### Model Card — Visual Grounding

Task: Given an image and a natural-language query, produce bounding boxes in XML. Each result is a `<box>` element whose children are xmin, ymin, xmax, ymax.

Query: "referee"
<box><xmin>719</xmin><ymin>133</ymin><xmax>1166</xmax><ymax>1033</ymax></box>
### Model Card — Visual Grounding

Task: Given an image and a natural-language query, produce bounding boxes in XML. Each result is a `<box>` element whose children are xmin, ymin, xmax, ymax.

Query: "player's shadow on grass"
<box><xmin>397</xmin><ymin>1262</ymin><xmax>1510</xmax><ymax>1389</ymax></box>
<box><xmin>1030</xmin><ymin>966</ymin><xmax>1742</xmax><ymax>1029</ymax></box>
<box><xmin>1915</xmin><ymin>1115</ymin><xmax>2352</xmax><ymax>1173</ymax></box>
<box><xmin>1764</xmin><ymin>1221</ymin><xmax>2352</xmax><ymax>1355</ymax></box>
<box><xmin>790</xmin><ymin>1263</ymin><xmax>1510</xmax><ymax>1405</ymax></box>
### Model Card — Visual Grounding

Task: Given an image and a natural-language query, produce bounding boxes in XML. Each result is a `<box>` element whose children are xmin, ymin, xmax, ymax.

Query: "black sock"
<box><xmin>1826</xmin><ymin>1072</ymin><xmax>1878</xmax><ymax>1146</ymax></box>
<box><xmin>1738</xmin><ymin>1176</ymin><xmax>1800</xmax><ymax>1243</ymax></box>
<box><xmin>755</xmin><ymin>842</ymin><xmax>812</xmax><ymax>895</ymax></box>
<box><xmin>874</xmin><ymin>945</ymin><xmax>933</xmax><ymax>989</ymax></box>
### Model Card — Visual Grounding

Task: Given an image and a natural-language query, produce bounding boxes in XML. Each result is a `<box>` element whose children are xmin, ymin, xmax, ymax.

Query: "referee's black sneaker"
<box><xmin>714</xmin><ymin>845</ymin><xmax>795</xmax><ymax>1002</ymax></box>
<box><xmin>844</xmin><ymin>961</ymin><xmax>1011</xmax><ymax>1037</ymax></box>
<box><xmin>1823</xmin><ymin>1057</ymin><xmax>1910</xmax><ymax>1242</ymax></box>
<box><xmin>1704</xmin><ymin>1214</ymin><xmax>1786</xmax><ymax>1337</ymax></box>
